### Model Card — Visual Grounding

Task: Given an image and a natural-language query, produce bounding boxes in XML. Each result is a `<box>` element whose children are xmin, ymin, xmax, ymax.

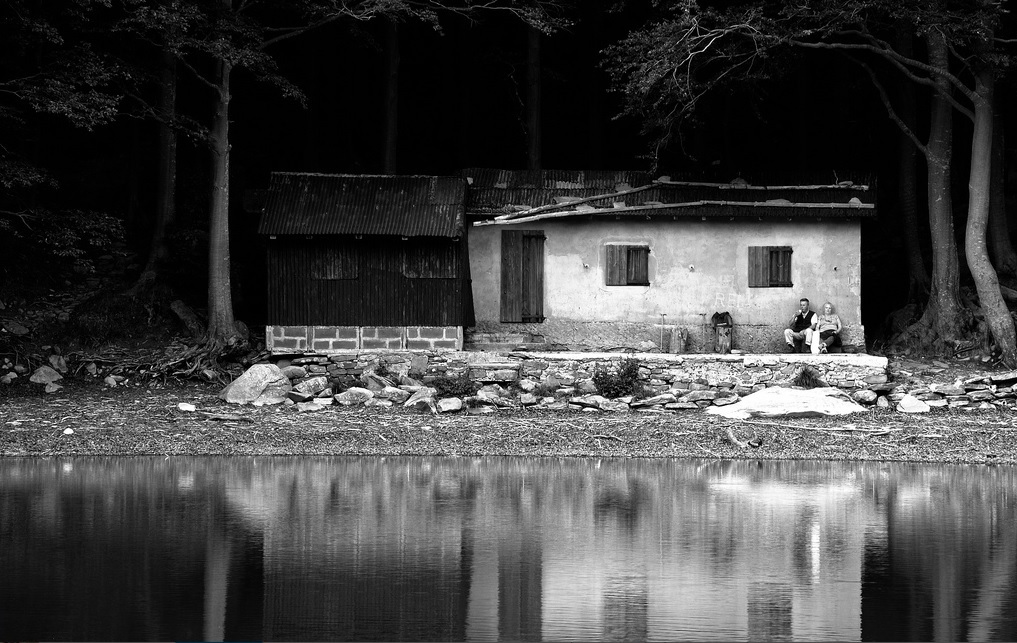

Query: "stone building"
<box><xmin>465</xmin><ymin>169</ymin><xmax>875</xmax><ymax>353</ymax></box>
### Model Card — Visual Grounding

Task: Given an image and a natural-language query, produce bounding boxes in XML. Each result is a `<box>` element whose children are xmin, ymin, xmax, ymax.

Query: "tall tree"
<box><xmin>118</xmin><ymin>0</ymin><xmax>570</xmax><ymax>355</ymax></box>
<box><xmin>603</xmin><ymin>0</ymin><xmax>1017</xmax><ymax>365</ymax></box>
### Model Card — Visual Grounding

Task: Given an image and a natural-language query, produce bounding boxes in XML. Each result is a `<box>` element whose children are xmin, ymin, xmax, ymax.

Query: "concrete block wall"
<box><xmin>267</xmin><ymin>325</ymin><xmax>463</xmax><ymax>354</ymax></box>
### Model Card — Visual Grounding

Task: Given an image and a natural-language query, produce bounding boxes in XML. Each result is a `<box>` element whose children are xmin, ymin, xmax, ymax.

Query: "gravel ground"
<box><xmin>2</xmin><ymin>378</ymin><xmax>1016</xmax><ymax>464</ymax></box>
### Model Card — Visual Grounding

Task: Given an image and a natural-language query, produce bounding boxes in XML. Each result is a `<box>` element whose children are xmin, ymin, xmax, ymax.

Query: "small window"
<box><xmin>748</xmin><ymin>246</ymin><xmax>792</xmax><ymax>287</ymax></box>
<box><xmin>606</xmin><ymin>245</ymin><xmax>650</xmax><ymax>286</ymax></box>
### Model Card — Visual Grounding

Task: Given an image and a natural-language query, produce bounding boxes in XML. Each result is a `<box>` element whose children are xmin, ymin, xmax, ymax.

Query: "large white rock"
<box><xmin>219</xmin><ymin>363</ymin><xmax>291</xmax><ymax>404</ymax></box>
<box><xmin>897</xmin><ymin>394</ymin><xmax>931</xmax><ymax>413</ymax></box>
<box><xmin>705</xmin><ymin>386</ymin><xmax>868</xmax><ymax>419</ymax></box>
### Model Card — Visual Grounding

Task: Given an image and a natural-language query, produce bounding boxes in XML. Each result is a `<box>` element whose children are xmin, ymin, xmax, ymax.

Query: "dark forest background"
<box><xmin>3</xmin><ymin>0</ymin><xmax>1012</xmax><ymax>355</ymax></box>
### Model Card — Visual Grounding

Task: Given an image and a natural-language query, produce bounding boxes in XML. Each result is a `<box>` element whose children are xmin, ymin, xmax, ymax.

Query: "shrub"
<box><xmin>70</xmin><ymin>290</ymin><xmax>150</xmax><ymax>345</ymax></box>
<box><xmin>592</xmin><ymin>357</ymin><xmax>642</xmax><ymax>398</ymax></box>
<box><xmin>431</xmin><ymin>371</ymin><xmax>479</xmax><ymax>398</ymax></box>
<box><xmin>791</xmin><ymin>365</ymin><xmax>827</xmax><ymax>389</ymax></box>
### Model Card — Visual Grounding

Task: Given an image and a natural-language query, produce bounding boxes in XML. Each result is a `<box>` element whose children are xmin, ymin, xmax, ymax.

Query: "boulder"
<box><xmin>220</xmin><ymin>364</ymin><xmax>291</xmax><ymax>405</ymax></box>
<box><xmin>897</xmin><ymin>394</ymin><xmax>930</xmax><ymax>413</ymax></box>
<box><xmin>375</xmin><ymin>386</ymin><xmax>410</xmax><ymax>404</ymax></box>
<box><xmin>30</xmin><ymin>366</ymin><xmax>62</xmax><ymax>384</ymax></box>
<box><xmin>48</xmin><ymin>354</ymin><xmax>68</xmax><ymax>374</ymax></box>
<box><xmin>852</xmin><ymin>390</ymin><xmax>878</xmax><ymax>404</ymax></box>
<box><xmin>706</xmin><ymin>386</ymin><xmax>868</xmax><ymax>419</ymax></box>
<box><xmin>404</xmin><ymin>388</ymin><xmax>437</xmax><ymax>414</ymax></box>
<box><xmin>280</xmin><ymin>365</ymin><xmax>307</xmax><ymax>380</ymax></box>
<box><xmin>293</xmin><ymin>376</ymin><xmax>329</xmax><ymax>395</ymax></box>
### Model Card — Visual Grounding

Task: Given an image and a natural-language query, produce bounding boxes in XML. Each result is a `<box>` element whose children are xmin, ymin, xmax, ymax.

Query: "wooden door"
<box><xmin>500</xmin><ymin>229</ymin><xmax>545</xmax><ymax>322</ymax></box>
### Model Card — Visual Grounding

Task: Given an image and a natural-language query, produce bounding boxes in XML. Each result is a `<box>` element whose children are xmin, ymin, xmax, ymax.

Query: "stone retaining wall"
<box><xmin>278</xmin><ymin>350</ymin><xmax>889</xmax><ymax>402</ymax></box>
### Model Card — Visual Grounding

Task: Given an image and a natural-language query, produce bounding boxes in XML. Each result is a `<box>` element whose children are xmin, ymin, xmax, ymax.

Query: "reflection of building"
<box><xmin>7</xmin><ymin>457</ymin><xmax>1017</xmax><ymax>641</ymax></box>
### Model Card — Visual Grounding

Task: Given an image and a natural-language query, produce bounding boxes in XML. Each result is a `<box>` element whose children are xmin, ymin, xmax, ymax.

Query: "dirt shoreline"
<box><xmin>2</xmin><ymin>380</ymin><xmax>1016</xmax><ymax>464</ymax></box>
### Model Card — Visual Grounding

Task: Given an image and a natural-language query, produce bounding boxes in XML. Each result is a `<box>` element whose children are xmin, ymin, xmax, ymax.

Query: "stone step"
<box><xmin>464</xmin><ymin>342</ymin><xmax>553</xmax><ymax>352</ymax></box>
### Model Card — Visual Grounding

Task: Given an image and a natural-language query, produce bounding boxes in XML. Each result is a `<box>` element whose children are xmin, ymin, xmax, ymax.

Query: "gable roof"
<box><xmin>258</xmin><ymin>172</ymin><xmax>466</xmax><ymax>237</ymax></box>
<box><xmin>462</xmin><ymin>168</ymin><xmax>876</xmax><ymax>225</ymax></box>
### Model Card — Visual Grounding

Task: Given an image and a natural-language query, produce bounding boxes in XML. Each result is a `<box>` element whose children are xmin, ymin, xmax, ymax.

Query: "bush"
<box><xmin>431</xmin><ymin>371</ymin><xmax>479</xmax><ymax>398</ymax></box>
<box><xmin>592</xmin><ymin>357</ymin><xmax>643</xmax><ymax>398</ymax></box>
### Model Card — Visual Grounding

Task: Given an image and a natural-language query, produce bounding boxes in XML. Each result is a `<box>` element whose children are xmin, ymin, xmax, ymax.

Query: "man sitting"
<box><xmin>784</xmin><ymin>298</ymin><xmax>815</xmax><ymax>353</ymax></box>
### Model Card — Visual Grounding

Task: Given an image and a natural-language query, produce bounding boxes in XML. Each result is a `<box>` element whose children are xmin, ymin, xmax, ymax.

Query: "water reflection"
<box><xmin>1</xmin><ymin>457</ymin><xmax>1016</xmax><ymax>642</ymax></box>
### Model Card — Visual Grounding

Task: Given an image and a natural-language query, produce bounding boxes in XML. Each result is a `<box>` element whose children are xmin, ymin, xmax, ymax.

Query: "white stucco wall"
<box><xmin>469</xmin><ymin>219</ymin><xmax>862</xmax><ymax>330</ymax></box>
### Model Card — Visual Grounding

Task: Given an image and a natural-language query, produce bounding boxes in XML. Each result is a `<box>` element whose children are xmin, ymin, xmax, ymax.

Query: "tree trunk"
<box><xmin>139</xmin><ymin>47</ymin><xmax>178</xmax><ymax>282</ymax></box>
<box><xmin>915</xmin><ymin>30</ymin><xmax>964</xmax><ymax>352</ymax></box>
<box><xmin>894</xmin><ymin>29</ymin><xmax>929</xmax><ymax>298</ymax></box>
<box><xmin>383</xmin><ymin>19</ymin><xmax>399</xmax><ymax>174</ymax></box>
<box><xmin>526</xmin><ymin>26</ymin><xmax>541</xmax><ymax>171</ymax></box>
<box><xmin>966</xmin><ymin>66</ymin><xmax>1017</xmax><ymax>367</ymax></box>
<box><xmin>988</xmin><ymin>100</ymin><xmax>1017</xmax><ymax>277</ymax></box>
<box><xmin>206</xmin><ymin>47</ymin><xmax>241</xmax><ymax>348</ymax></box>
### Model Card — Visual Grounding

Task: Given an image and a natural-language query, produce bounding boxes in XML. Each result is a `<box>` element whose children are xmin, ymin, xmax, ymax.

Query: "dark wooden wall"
<box><xmin>266</xmin><ymin>237</ymin><xmax>474</xmax><ymax>326</ymax></box>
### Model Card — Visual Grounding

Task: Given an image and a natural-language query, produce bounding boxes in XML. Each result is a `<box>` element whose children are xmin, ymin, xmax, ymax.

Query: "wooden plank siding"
<box><xmin>266</xmin><ymin>238</ymin><xmax>470</xmax><ymax>326</ymax></box>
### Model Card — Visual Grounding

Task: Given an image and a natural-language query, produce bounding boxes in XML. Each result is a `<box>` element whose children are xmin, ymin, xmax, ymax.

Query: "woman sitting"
<box><xmin>810</xmin><ymin>301</ymin><xmax>842</xmax><ymax>354</ymax></box>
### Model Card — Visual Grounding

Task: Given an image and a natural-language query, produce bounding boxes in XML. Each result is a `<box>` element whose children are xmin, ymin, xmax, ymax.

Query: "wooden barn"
<box><xmin>258</xmin><ymin>172</ymin><xmax>473</xmax><ymax>353</ymax></box>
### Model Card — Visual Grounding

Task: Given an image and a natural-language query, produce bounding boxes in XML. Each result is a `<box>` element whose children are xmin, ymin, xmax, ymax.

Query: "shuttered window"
<box><xmin>606</xmin><ymin>245</ymin><xmax>650</xmax><ymax>286</ymax></box>
<box><xmin>748</xmin><ymin>246</ymin><xmax>792</xmax><ymax>287</ymax></box>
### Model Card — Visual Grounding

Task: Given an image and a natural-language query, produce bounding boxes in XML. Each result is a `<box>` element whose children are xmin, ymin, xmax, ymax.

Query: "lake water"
<box><xmin>1</xmin><ymin>456</ymin><xmax>1016</xmax><ymax>642</ymax></box>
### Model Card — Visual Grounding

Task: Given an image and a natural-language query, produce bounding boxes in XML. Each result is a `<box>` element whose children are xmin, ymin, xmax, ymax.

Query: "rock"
<box><xmin>577</xmin><ymin>379</ymin><xmax>598</xmax><ymax>394</ymax></box>
<box><xmin>876</xmin><ymin>396</ymin><xmax>890</xmax><ymax>408</ymax></box>
<box><xmin>362</xmin><ymin>371</ymin><xmax>395</xmax><ymax>391</ymax></box>
<box><xmin>989</xmin><ymin>370</ymin><xmax>1017</xmax><ymax>383</ymax></box>
<box><xmin>404</xmin><ymin>387</ymin><xmax>437</xmax><ymax>412</ymax></box>
<box><xmin>863</xmin><ymin>373</ymin><xmax>889</xmax><ymax>385</ymax></box>
<box><xmin>711</xmin><ymin>396</ymin><xmax>739</xmax><ymax>407</ymax></box>
<box><xmin>679</xmin><ymin>390</ymin><xmax>717</xmax><ymax>403</ymax></box>
<box><xmin>897</xmin><ymin>394</ymin><xmax>930</xmax><ymax>413</ymax></box>
<box><xmin>437</xmin><ymin>397</ymin><xmax>463</xmax><ymax>413</ymax></box>
<box><xmin>220</xmin><ymin>364</ymin><xmax>292</xmax><ymax>405</ymax></box>
<box><xmin>364</xmin><ymin>398</ymin><xmax>393</xmax><ymax>408</ymax></box>
<box><xmin>30</xmin><ymin>366</ymin><xmax>62</xmax><ymax>384</ymax></box>
<box><xmin>968</xmin><ymin>389</ymin><xmax>995</xmax><ymax>402</ymax></box>
<box><xmin>852</xmin><ymin>390</ymin><xmax>878</xmax><ymax>404</ymax></box>
<box><xmin>334</xmin><ymin>387</ymin><xmax>375</xmax><ymax>405</ymax></box>
<box><xmin>280</xmin><ymin>365</ymin><xmax>307</xmax><ymax>380</ymax></box>
<box><xmin>0</xmin><ymin>372</ymin><xmax>16</xmax><ymax>384</ymax></box>
<box><xmin>665</xmin><ymin>402</ymin><xmax>700</xmax><ymax>410</ymax></box>
<box><xmin>706</xmin><ymin>387</ymin><xmax>868</xmax><ymax>419</ymax></box>
<box><xmin>930</xmin><ymin>383</ymin><xmax>965</xmax><ymax>396</ymax></box>
<box><xmin>44</xmin><ymin>382</ymin><xmax>62</xmax><ymax>394</ymax></box>
<box><xmin>375</xmin><ymin>386</ymin><xmax>411</xmax><ymax>404</ymax></box>
<box><xmin>84</xmin><ymin>362</ymin><xmax>98</xmax><ymax>376</ymax></box>
<box><xmin>519</xmin><ymin>393</ymin><xmax>538</xmax><ymax>406</ymax></box>
<box><xmin>48</xmin><ymin>354</ymin><xmax>68</xmax><ymax>373</ymax></box>
<box><xmin>177</xmin><ymin>403</ymin><xmax>196</xmax><ymax>412</ymax></box>
<box><xmin>570</xmin><ymin>394</ymin><xmax>610</xmax><ymax>409</ymax></box>
<box><xmin>293</xmin><ymin>376</ymin><xmax>329</xmax><ymax>395</ymax></box>
<box><xmin>5</xmin><ymin>321</ymin><xmax>29</xmax><ymax>335</ymax></box>
<box><xmin>631</xmin><ymin>393</ymin><xmax>678</xmax><ymax>407</ymax></box>
<box><xmin>296</xmin><ymin>401</ymin><xmax>329</xmax><ymax>412</ymax></box>
<box><xmin>599</xmin><ymin>400</ymin><xmax>631</xmax><ymax>412</ymax></box>
<box><xmin>518</xmin><ymin>379</ymin><xmax>537</xmax><ymax>392</ymax></box>
<box><xmin>62</xmin><ymin>428</ymin><xmax>74</xmax><ymax>435</ymax></box>
<box><xmin>287</xmin><ymin>390</ymin><xmax>315</xmax><ymax>403</ymax></box>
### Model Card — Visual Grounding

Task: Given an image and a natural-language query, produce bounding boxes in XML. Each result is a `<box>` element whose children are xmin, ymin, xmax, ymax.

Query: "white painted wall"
<box><xmin>469</xmin><ymin>219</ymin><xmax>863</xmax><ymax>327</ymax></box>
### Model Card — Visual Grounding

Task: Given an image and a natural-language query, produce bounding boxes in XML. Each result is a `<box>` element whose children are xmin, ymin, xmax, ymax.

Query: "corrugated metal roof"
<box><xmin>258</xmin><ymin>173</ymin><xmax>466</xmax><ymax>237</ymax></box>
<box><xmin>462</xmin><ymin>168</ymin><xmax>875</xmax><ymax>220</ymax></box>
